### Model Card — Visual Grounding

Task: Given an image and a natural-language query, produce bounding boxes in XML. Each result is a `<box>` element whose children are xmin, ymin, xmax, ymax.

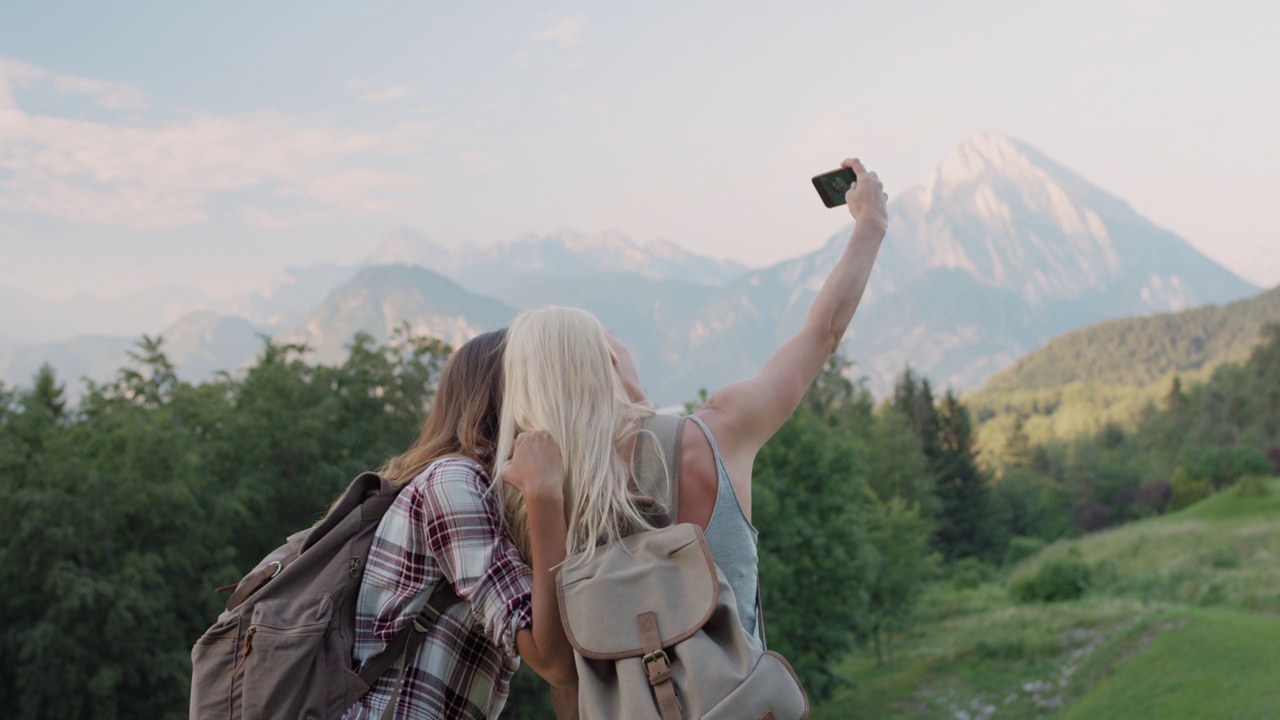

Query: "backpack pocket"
<box><xmin>190</xmin><ymin>613</ymin><xmax>241</xmax><ymax>719</ymax></box>
<box><xmin>240</xmin><ymin>593</ymin><xmax>335</xmax><ymax>720</ymax></box>
<box><xmin>701</xmin><ymin>651</ymin><xmax>809</xmax><ymax>720</ymax></box>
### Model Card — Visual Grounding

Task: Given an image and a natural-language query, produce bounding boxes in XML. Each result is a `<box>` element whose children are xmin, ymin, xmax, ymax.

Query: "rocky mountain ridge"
<box><xmin>2</xmin><ymin>132</ymin><xmax>1259</xmax><ymax>406</ymax></box>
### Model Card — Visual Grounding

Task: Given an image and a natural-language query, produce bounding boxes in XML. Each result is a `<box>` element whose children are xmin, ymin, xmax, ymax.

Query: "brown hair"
<box><xmin>381</xmin><ymin>328</ymin><xmax>508</xmax><ymax>484</ymax></box>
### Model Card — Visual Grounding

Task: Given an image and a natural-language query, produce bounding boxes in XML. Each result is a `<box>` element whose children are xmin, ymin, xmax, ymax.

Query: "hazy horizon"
<box><xmin>2</xmin><ymin>1</ymin><xmax>1277</xmax><ymax>300</ymax></box>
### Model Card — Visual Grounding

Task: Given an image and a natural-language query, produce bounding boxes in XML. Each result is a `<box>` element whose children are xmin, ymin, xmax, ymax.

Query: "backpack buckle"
<box><xmin>642</xmin><ymin>649</ymin><xmax>670</xmax><ymax>678</ymax></box>
<box><xmin>642</xmin><ymin>649</ymin><xmax>668</xmax><ymax>666</ymax></box>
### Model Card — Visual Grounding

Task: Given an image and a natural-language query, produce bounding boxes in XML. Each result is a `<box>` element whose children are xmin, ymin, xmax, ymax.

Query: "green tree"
<box><xmin>0</xmin><ymin>329</ymin><xmax>451</xmax><ymax>719</ymax></box>
<box><xmin>0</xmin><ymin>341</ymin><xmax>245</xmax><ymax>719</ymax></box>
<box><xmin>933</xmin><ymin>391</ymin><xmax>1004</xmax><ymax>562</ymax></box>
<box><xmin>754</xmin><ymin>404</ymin><xmax>869</xmax><ymax>702</ymax></box>
<box><xmin>857</xmin><ymin>408</ymin><xmax>939</xmax><ymax>519</ymax></box>
<box><xmin>215</xmin><ymin>332</ymin><xmax>447</xmax><ymax>563</ymax></box>
<box><xmin>994</xmin><ymin>465</ymin><xmax>1073</xmax><ymax>542</ymax></box>
<box><xmin>861</xmin><ymin>494</ymin><xmax>935</xmax><ymax>666</ymax></box>
<box><xmin>892</xmin><ymin>367</ymin><xmax>940</xmax><ymax>465</ymax></box>
<box><xmin>1002</xmin><ymin>416</ymin><xmax>1033</xmax><ymax>469</ymax></box>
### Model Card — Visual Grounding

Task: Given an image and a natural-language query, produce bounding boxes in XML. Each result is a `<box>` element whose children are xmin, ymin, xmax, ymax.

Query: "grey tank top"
<box><xmin>686</xmin><ymin>415</ymin><xmax>761</xmax><ymax>642</ymax></box>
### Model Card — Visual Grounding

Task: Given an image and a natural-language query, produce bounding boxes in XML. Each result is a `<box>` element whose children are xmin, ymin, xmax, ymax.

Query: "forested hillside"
<box><xmin>983</xmin><ymin>284</ymin><xmax>1280</xmax><ymax>394</ymax></box>
<box><xmin>2</xmin><ymin>321</ymin><xmax>1277</xmax><ymax>718</ymax></box>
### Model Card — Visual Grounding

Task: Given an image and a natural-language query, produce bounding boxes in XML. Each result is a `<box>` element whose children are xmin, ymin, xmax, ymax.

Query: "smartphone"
<box><xmin>811</xmin><ymin>167</ymin><xmax>857</xmax><ymax>208</ymax></box>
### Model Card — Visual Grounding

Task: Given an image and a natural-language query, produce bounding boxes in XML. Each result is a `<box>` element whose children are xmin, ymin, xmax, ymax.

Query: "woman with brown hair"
<box><xmin>343</xmin><ymin>329</ymin><xmax>575</xmax><ymax>720</ymax></box>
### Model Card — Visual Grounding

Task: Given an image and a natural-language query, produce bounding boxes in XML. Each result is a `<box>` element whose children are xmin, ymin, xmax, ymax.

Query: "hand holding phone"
<box><xmin>811</xmin><ymin>167</ymin><xmax>857</xmax><ymax>208</ymax></box>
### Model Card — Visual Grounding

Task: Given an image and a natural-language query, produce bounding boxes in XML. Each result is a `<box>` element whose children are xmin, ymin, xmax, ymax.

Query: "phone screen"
<box><xmin>812</xmin><ymin>168</ymin><xmax>856</xmax><ymax>208</ymax></box>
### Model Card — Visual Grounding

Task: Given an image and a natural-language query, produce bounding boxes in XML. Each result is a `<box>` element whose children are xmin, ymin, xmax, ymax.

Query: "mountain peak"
<box><xmin>931</xmin><ymin>131</ymin><xmax>1037</xmax><ymax>192</ymax></box>
<box><xmin>363</xmin><ymin>225</ymin><xmax>447</xmax><ymax>266</ymax></box>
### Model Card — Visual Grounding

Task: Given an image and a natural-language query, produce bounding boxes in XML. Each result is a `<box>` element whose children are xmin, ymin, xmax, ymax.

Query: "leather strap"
<box><xmin>359</xmin><ymin>581</ymin><xmax>459</xmax><ymax>720</ymax></box>
<box><xmin>223</xmin><ymin>555</ymin><xmax>293</xmax><ymax>609</ymax></box>
<box><xmin>636</xmin><ymin>611</ymin><xmax>681</xmax><ymax>720</ymax></box>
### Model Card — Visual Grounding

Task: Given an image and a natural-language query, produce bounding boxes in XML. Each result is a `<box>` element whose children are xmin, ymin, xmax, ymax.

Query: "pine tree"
<box><xmin>932</xmin><ymin>391</ymin><xmax>1004</xmax><ymax>562</ymax></box>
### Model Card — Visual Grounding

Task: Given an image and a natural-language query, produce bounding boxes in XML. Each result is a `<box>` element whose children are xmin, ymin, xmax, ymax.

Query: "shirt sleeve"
<box><xmin>415</xmin><ymin>457</ymin><xmax>533</xmax><ymax>657</ymax></box>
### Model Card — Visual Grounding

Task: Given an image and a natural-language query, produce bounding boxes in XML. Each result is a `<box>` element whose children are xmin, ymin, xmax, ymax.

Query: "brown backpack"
<box><xmin>553</xmin><ymin>414</ymin><xmax>809</xmax><ymax>719</ymax></box>
<box><xmin>189</xmin><ymin>472</ymin><xmax>456</xmax><ymax>720</ymax></box>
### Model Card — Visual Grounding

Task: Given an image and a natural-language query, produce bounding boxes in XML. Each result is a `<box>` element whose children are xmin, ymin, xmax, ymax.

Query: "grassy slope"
<box><xmin>814</xmin><ymin>479</ymin><xmax>1280</xmax><ymax>719</ymax></box>
<box><xmin>1058</xmin><ymin>607</ymin><xmax>1280</xmax><ymax>720</ymax></box>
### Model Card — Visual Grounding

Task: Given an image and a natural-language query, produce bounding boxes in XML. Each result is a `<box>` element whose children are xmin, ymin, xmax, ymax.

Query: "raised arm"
<box><xmin>698</xmin><ymin>157</ymin><xmax>888</xmax><ymax>459</ymax></box>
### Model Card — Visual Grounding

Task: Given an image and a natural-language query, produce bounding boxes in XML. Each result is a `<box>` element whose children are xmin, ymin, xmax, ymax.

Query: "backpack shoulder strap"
<box><xmin>358</xmin><ymin>581</ymin><xmax>460</xmax><ymax>720</ymax></box>
<box><xmin>302</xmin><ymin>471</ymin><xmax>392</xmax><ymax>553</ymax></box>
<box><xmin>637</xmin><ymin>415</ymin><xmax>772</xmax><ymax>650</ymax></box>
<box><xmin>633</xmin><ymin>414</ymin><xmax>686</xmax><ymax>527</ymax></box>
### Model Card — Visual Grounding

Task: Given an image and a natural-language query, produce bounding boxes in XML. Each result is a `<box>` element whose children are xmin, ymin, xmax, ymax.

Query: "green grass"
<box><xmin>1058</xmin><ymin>608</ymin><xmax>1280</xmax><ymax>720</ymax></box>
<box><xmin>813</xmin><ymin>478</ymin><xmax>1280</xmax><ymax>719</ymax></box>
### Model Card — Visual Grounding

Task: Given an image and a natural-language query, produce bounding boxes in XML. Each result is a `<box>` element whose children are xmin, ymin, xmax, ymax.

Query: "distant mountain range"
<box><xmin>277</xmin><ymin>265</ymin><xmax>516</xmax><ymax>365</ymax></box>
<box><xmin>367</xmin><ymin>227</ymin><xmax>748</xmax><ymax>293</ymax></box>
<box><xmin>1</xmin><ymin>132</ymin><xmax>1262</xmax><ymax>406</ymax></box>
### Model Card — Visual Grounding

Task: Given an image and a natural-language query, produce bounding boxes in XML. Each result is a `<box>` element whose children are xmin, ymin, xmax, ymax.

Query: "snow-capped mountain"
<box><xmin>649</xmin><ymin>132</ymin><xmax>1257</xmax><ymax>400</ymax></box>
<box><xmin>873</xmin><ymin>131</ymin><xmax>1248</xmax><ymax>311</ymax></box>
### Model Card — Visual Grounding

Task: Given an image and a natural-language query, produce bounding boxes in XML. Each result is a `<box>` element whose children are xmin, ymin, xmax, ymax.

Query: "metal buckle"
<box><xmin>642</xmin><ymin>649</ymin><xmax>669</xmax><ymax>668</ymax></box>
<box><xmin>266</xmin><ymin>561</ymin><xmax>282</xmax><ymax>578</ymax></box>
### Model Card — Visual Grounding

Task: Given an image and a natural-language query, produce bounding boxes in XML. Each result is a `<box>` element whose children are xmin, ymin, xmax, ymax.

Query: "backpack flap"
<box><xmin>556</xmin><ymin>523</ymin><xmax>717</xmax><ymax>659</ymax></box>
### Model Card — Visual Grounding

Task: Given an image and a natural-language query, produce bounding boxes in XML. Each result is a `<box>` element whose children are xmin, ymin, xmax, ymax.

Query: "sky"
<box><xmin>1</xmin><ymin>0</ymin><xmax>1277</xmax><ymax>301</ymax></box>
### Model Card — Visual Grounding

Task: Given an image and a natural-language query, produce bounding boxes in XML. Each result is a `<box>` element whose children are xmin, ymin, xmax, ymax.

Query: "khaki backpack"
<box><xmin>189</xmin><ymin>472</ymin><xmax>456</xmax><ymax>720</ymax></box>
<box><xmin>553</xmin><ymin>414</ymin><xmax>809</xmax><ymax>719</ymax></box>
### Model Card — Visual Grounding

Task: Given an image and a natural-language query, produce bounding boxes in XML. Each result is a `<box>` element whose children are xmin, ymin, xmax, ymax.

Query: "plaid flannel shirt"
<box><xmin>343</xmin><ymin>456</ymin><xmax>534</xmax><ymax>720</ymax></box>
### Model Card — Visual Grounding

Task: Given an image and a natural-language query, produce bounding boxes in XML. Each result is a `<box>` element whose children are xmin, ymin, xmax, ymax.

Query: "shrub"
<box><xmin>1231</xmin><ymin>475</ymin><xmax>1272</xmax><ymax>498</ymax></box>
<box><xmin>1177</xmin><ymin>445</ymin><xmax>1274</xmax><ymax>490</ymax></box>
<box><xmin>949</xmin><ymin>557</ymin><xmax>996</xmax><ymax>590</ymax></box>
<box><xmin>1170</xmin><ymin>465</ymin><xmax>1211</xmax><ymax>511</ymax></box>
<box><xmin>1003</xmin><ymin>536</ymin><xmax>1047</xmax><ymax>567</ymax></box>
<box><xmin>1074</xmin><ymin>502</ymin><xmax>1114</xmax><ymax>532</ymax></box>
<box><xmin>1136</xmin><ymin>480</ymin><xmax>1173</xmax><ymax>515</ymax></box>
<box><xmin>1010</xmin><ymin>556</ymin><xmax>1092</xmax><ymax>603</ymax></box>
<box><xmin>1203</xmin><ymin>548</ymin><xmax>1239</xmax><ymax>570</ymax></box>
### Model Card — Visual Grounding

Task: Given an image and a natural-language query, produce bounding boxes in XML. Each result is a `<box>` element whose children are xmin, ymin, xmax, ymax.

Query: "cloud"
<box><xmin>243</xmin><ymin>206</ymin><xmax>330</xmax><ymax>232</ymax></box>
<box><xmin>344</xmin><ymin>79</ymin><xmax>420</xmax><ymax>103</ymax></box>
<box><xmin>359</xmin><ymin>84</ymin><xmax>418</xmax><ymax>103</ymax></box>
<box><xmin>53</xmin><ymin>75</ymin><xmax>147</xmax><ymax>109</ymax></box>
<box><xmin>533</xmin><ymin>13</ymin><xmax>587</xmax><ymax>47</ymax></box>
<box><xmin>0</xmin><ymin>57</ymin><xmax>422</xmax><ymax>230</ymax></box>
<box><xmin>0</xmin><ymin>56</ymin><xmax>147</xmax><ymax>109</ymax></box>
<box><xmin>0</xmin><ymin>57</ymin><xmax>43</xmax><ymax>107</ymax></box>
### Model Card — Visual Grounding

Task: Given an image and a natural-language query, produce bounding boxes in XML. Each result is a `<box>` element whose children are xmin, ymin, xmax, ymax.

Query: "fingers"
<box><xmin>837</xmin><ymin>157</ymin><xmax>889</xmax><ymax>228</ymax></box>
<box><xmin>513</xmin><ymin>431</ymin><xmax>562</xmax><ymax>458</ymax></box>
<box><xmin>841</xmin><ymin>158</ymin><xmax>869</xmax><ymax>178</ymax></box>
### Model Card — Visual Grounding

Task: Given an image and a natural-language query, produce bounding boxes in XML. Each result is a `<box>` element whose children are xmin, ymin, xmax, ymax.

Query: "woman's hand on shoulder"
<box><xmin>503</xmin><ymin>431</ymin><xmax>565</xmax><ymax>503</ymax></box>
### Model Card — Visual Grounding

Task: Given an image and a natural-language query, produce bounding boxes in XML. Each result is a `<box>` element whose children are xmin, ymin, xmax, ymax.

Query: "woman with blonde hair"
<box><xmin>344</xmin><ymin>329</ymin><xmax>575</xmax><ymax>720</ymax></box>
<box><xmin>494</xmin><ymin>157</ymin><xmax>888</xmax><ymax>644</ymax></box>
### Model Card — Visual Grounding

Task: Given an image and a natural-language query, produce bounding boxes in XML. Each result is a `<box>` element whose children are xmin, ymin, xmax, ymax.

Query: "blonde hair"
<box><xmin>495</xmin><ymin>307</ymin><xmax>656</xmax><ymax>562</ymax></box>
